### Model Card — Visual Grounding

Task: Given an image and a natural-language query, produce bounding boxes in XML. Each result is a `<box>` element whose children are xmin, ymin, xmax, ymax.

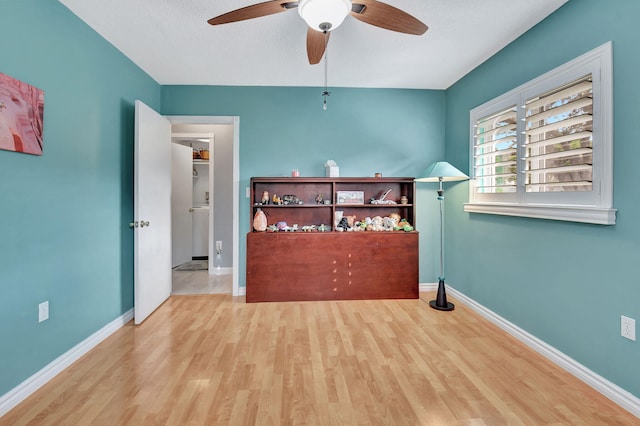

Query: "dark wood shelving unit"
<box><xmin>246</xmin><ymin>177</ymin><xmax>419</xmax><ymax>302</ymax></box>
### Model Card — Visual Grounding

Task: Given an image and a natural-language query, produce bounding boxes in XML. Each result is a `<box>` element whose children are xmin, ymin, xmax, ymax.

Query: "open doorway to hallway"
<box><xmin>168</xmin><ymin>116</ymin><xmax>240</xmax><ymax>296</ymax></box>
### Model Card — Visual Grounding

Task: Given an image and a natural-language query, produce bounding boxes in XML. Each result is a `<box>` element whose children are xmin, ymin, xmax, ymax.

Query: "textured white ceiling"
<box><xmin>58</xmin><ymin>0</ymin><xmax>568</xmax><ymax>90</ymax></box>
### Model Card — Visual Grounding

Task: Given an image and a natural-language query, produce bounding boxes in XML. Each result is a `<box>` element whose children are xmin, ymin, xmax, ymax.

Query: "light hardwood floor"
<box><xmin>3</xmin><ymin>293</ymin><xmax>638</xmax><ymax>425</ymax></box>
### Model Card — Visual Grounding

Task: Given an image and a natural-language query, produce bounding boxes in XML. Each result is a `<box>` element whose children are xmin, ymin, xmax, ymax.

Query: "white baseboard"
<box><xmin>441</xmin><ymin>285</ymin><xmax>640</xmax><ymax>419</ymax></box>
<box><xmin>0</xmin><ymin>309</ymin><xmax>134</xmax><ymax>418</ymax></box>
<box><xmin>210</xmin><ymin>267</ymin><xmax>233</xmax><ymax>275</ymax></box>
<box><xmin>419</xmin><ymin>282</ymin><xmax>438</xmax><ymax>293</ymax></box>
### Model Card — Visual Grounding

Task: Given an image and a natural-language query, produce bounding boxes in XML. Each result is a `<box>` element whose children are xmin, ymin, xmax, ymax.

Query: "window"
<box><xmin>465</xmin><ymin>42</ymin><xmax>615</xmax><ymax>225</ymax></box>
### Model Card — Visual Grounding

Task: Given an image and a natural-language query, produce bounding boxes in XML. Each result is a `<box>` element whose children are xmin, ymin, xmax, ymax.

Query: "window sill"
<box><xmin>463</xmin><ymin>203</ymin><xmax>616</xmax><ymax>225</ymax></box>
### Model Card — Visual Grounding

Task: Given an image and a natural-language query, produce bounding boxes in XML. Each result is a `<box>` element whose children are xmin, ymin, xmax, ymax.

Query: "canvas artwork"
<box><xmin>0</xmin><ymin>72</ymin><xmax>44</xmax><ymax>155</ymax></box>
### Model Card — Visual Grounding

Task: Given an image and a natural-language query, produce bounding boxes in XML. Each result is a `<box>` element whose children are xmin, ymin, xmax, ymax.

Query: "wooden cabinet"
<box><xmin>246</xmin><ymin>232</ymin><xmax>418</xmax><ymax>302</ymax></box>
<box><xmin>246</xmin><ymin>177</ymin><xmax>419</xmax><ymax>302</ymax></box>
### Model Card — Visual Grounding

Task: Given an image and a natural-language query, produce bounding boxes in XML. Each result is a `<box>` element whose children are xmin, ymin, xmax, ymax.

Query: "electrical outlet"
<box><xmin>38</xmin><ymin>301</ymin><xmax>49</xmax><ymax>323</ymax></box>
<box><xmin>621</xmin><ymin>315</ymin><xmax>636</xmax><ymax>341</ymax></box>
<box><xmin>246</xmin><ymin>187</ymin><xmax>250</xmax><ymax>198</ymax></box>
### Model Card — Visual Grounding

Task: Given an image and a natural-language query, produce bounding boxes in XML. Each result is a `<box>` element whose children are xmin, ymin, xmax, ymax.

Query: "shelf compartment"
<box><xmin>253</xmin><ymin>205</ymin><xmax>332</xmax><ymax>229</ymax></box>
<box><xmin>253</xmin><ymin>181</ymin><xmax>332</xmax><ymax>206</ymax></box>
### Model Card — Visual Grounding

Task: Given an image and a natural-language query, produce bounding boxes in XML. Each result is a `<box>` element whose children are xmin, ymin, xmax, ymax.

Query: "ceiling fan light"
<box><xmin>298</xmin><ymin>0</ymin><xmax>352</xmax><ymax>32</ymax></box>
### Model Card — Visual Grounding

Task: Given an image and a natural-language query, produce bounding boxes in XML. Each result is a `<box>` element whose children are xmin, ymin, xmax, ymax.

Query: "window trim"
<box><xmin>464</xmin><ymin>42</ymin><xmax>616</xmax><ymax>225</ymax></box>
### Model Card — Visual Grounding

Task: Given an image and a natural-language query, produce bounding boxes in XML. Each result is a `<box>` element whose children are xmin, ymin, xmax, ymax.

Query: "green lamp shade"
<box><xmin>415</xmin><ymin>161</ymin><xmax>469</xmax><ymax>182</ymax></box>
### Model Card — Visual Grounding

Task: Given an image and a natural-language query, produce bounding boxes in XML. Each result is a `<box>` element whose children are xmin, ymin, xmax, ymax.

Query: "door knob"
<box><xmin>189</xmin><ymin>208</ymin><xmax>194</xmax><ymax>213</ymax></box>
<box><xmin>140</xmin><ymin>221</ymin><xmax>150</xmax><ymax>228</ymax></box>
<box><xmin>129</xmin><ymin>221</ymin><xmax>139</xmax><ymax>228</ymax></box>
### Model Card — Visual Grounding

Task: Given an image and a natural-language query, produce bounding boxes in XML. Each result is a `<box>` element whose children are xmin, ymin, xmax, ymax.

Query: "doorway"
<box><xmin>168</xmin><ymin>115</ymin><xmax>240</xmax><ymax>296</ymax></box>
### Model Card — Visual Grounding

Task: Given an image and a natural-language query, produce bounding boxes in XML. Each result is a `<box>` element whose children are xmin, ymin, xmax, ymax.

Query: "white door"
<box><xmin>134</xmin><ymin>100</ymin><xmax>172</xmax><ymax>324</ymax></box>
<box><xmin>171</xmin><ymin>143</ymin><xmax>193</xmax><ymax>267</ymax></box>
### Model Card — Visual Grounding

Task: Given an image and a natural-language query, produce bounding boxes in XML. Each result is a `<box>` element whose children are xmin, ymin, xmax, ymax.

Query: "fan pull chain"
<box><xmin>322</xmin><ymin>31</ymin><xmax>330</xmax><ymax>111</ymax></box>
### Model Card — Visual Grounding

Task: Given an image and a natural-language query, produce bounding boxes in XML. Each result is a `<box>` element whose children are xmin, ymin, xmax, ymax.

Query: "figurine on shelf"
<box><xmin>315</xmin><ymin>194</ymin><xmax>324</xmax><ymax>204</ymax></box>
<box><xmin>387</xmin><ymin>213</ymin><xmax>401</xmax><ymax>229</ymax></box>
<box><xmin>283</xmin><ymin>194</ymin><xmax>299</xmax><ymax>205</ymax></box>
<box><xmin>261</xmin><ymin>190</ymin><xmax>269</xmax><ymax>205</ymax></box>
<box><xmin>253</xmin><ymin>209</ymin><xmax>267</xmax><ymax>232</ymax></box>
<box><xmin>370</xmin><ymin>188</ymin><xmax>397</xmax><ymax>205</ymax></box>
<box><xmin>383</xmin><ymin>217</ymin><xmax>397</xmax><ymax>231</ymax></box>
<box><xmin>395</xmin><ymin>218</ymin><xmax>414</xmax><ymax>232</ymax></box>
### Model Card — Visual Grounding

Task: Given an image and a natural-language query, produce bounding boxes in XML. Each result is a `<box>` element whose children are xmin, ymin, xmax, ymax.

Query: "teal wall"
<box><xmin>445</xmin><ymin>0</ymin><xmax>640</xmax><ymax>398</ymax></box>
<box><xmin>161</xmin><ymin>86</ymin><xmax>446</xmax><ymax>288</ymax></box>
<box><xmin>0</xmin><ymin>0</ymin><xmax>160</xmax><ymax>394</ymax></box>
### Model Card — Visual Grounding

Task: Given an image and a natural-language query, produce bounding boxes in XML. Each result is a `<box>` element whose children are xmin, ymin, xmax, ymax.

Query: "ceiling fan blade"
<box><xmin>307</xmin><ymin>28</ymin><xmax>330</xmax><ymax>65</ymax></box>
<box><xmin>351</xmin><ymin>0</ymin><xmax>428</xmax><ymax>35</ymax></box>
<box><xmin>208</xmin><ymin>1</ymin><xmax>297</xmax><ymax>26</ymax></box>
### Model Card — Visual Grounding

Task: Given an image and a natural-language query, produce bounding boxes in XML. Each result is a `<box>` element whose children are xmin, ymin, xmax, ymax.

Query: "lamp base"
<box><xmin>429</xmin><ymin>279</ymin><xmax>455</xmax><ymax>311</ymax></box>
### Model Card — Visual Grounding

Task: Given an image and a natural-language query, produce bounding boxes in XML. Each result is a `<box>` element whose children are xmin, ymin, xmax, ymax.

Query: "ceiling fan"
<box><xmin>207</xmin><ymin>0</ymin><xmax>428</xmax><ymax>65</ymax></box>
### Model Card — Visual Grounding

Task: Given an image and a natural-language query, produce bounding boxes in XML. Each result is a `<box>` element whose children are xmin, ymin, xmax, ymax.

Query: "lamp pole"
<box><xmin>430</xmin><ymin>177</ymin><xmax>455</xmax><ymax>311</ymax></box>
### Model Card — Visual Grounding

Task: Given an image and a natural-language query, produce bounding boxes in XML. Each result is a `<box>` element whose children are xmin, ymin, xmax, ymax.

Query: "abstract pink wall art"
<box><xmin>0</xmin><ymin>72</ymin><xmax>44</xmax><ymax>156</ymax></box>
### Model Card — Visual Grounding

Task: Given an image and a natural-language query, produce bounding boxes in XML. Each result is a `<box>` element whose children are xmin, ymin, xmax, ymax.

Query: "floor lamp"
<box><xmin>416</xmin><ymin>162</ymin><xmax>469</xmax><ymax>311</ymax></box>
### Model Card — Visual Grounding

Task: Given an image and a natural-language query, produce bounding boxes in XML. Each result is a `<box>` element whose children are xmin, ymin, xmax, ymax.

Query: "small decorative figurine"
<box><xmin>382</xmin><ymin>217</ymin><xmax>396</xmax><ymax>231</ymax></box>
<box><xmin>261</xmin><ymin>190</ymin><xmax>269</xmax><ymax>205</ymax></box>
<box><xmin>315</xmin><ymin>194</ymin><xmax>324</xmax><ymax>204</ymax></box>
<box><xmin>370</xmin><ymin>188</ymin><xmax>397</xmax><ymax>205</ymax></box>
<box><xmin>371</xmin><ymin>216</ymin><xmax>384</xmax><ymax>231</ymax></box>
<box><xmin>318</xmin><ymin>224</ymin><xmax>330</xmax><ymax>232</ymax></box>
<box><xmin>253</xmin><ymin>209</ymin><xmax>267</xmax><ymax>232</ymax></box>
<box><xmin>266</xmin><ymin>224</ymin><xmax>278</xmax><ymax>232</ymax></box>
<box><xmin>283</xmin><ymin>194</ymin><xmax>299</xmax><ymax>205</ymax></box>
<box><xmin>395</xmin><ymin>218</ymin><xmax>414</xmax><ymax>232</ymax></box>
<box><xmin>388</xmin><ymin>213</ymin><xmax>401</xmax><ymax>226</ymax></box>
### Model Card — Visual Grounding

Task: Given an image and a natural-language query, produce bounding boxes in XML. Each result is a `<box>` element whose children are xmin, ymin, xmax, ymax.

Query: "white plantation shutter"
<box><xmin>466</xmin><ymin>42</ymin><xmax>615</xmax><ymax>225</ymax></box>
<box><xmin>524</xmin><ymin>76</ymin><xmax>593</xmax><ymax>193</ymax></box>
<box><xmin>473</xmin><ymin>107</ymin><xmax>518</xmax><ymax>194</ymax></box>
